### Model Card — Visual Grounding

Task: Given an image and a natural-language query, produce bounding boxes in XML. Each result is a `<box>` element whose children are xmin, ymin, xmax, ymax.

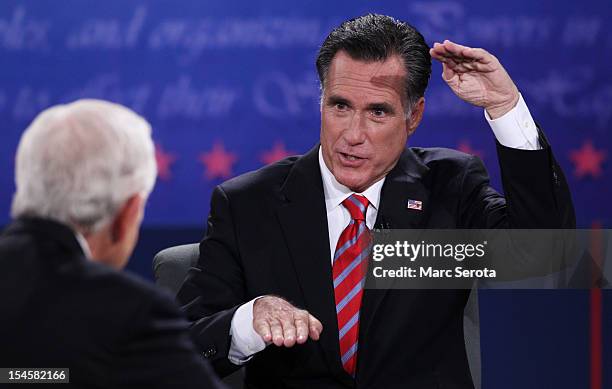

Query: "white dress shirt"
<box><xmin>227</xmin><ymin>94</ymin><xmax>540</xmax><ymax>364</ymax></box>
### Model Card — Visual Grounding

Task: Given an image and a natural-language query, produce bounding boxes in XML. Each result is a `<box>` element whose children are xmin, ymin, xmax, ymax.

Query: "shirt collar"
<box><xmin>318</xmin><ymin>146</ymin><xmax>385</xmax><ymax>211</ymax></box>
<box><xmin>74</xmin><ymin>230</ymin><xmax>92</xmax><ymax>259</ymax></box>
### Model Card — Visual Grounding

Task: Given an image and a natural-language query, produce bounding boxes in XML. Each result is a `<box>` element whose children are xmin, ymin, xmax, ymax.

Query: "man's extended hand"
<box><xmin>430</xmin><ymin>40</ymin><xmax>520</xmax><ymax>119</ymax></box>
<box><xmin>253</xmin><ymin>296</ymin><xmax>323</xmax><ymax>347</ymax></box>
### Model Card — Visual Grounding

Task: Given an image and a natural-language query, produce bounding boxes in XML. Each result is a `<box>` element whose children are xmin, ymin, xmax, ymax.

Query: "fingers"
<box><xmin>430</xmin><ymin>40</ymin><xmax>493</xmax><ymax>67</ymax></box>
<box><xmin>441</xmin><ymin>62</ymin><xmax>456</xmax><ymax>83</ymax></box>
<box><xmin>462</xmin><ymin>47</ymin><xmax>489</xmax><ymax>63</ymax></box>
<box><xmin>438</xmin><ymin>40</ymin><xmax>480</xmax><ymax>60</ymax></box>
<box><xmin>439</xmin><ymin>40</ymin><xmax>471</xmax><ymax>58</ymax></box>
<box><xmin>440</xmin><ymin>58</ymin><xmax>478</xmax><ymax>80</ymax></box>
<box><xmin>270</xmin><ymin>318</ymin><xmax>285</xmax><ymax>346</ymax></box>
<box><xmin>278</xmin><ymin>316</ymin><xmax>295</xmax><ymax>347</ymax></box>
<box><xmin>294</xmin><ymin>310</ymin><xmax>310</xmax><ymax>344</ymax></box>
<box><xmin>253</xmin><ymin>317</ymin><xmax>272</xmax><ymax>343</ymax></box>
<box><xmin>308</xmin><ymin>314</ymin><xmax>323</xmax><ymax>341</ymax></box>
<box><xmin>429</xmin><ymin>42</ymin><xmax>447</xmax><ymax>62</ymax></box>
<box><xmin>254</xmin><ymin>316</ymin><xmax>298</xmax><ymax>347</ymax></box>
<box><xmin>433</xmin><ymin>53</ymin><xmax>494</xmax><ymax>75</ymax></box>
<box><xmin>430</xmin><ymin>41</ymin><xmax>461</xmax><ymax>62</ymax></box>
<box><xmin>252</xmin><ymin>296</ymin><xmax>323</xmax><ymax>348</ymax></box>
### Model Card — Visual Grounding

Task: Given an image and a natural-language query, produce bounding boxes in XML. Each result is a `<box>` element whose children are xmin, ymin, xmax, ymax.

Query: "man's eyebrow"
<box><xmin>326</xmin><ymin>95</ymin><xmax>351</xmax><ymax>106</ymax></box>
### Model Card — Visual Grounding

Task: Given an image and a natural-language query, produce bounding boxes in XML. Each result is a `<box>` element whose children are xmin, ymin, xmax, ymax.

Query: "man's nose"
<box><xmin>343</xmin><ymin>111</ymin><xmax>367</xmax><ymax>145</ymax></box>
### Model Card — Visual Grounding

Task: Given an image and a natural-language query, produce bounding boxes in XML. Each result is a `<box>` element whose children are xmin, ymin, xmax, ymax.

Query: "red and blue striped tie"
<box><xmin>333</xmin><ymin>194</ymin><xmax>371</xmax><ymax>376</ymax></box>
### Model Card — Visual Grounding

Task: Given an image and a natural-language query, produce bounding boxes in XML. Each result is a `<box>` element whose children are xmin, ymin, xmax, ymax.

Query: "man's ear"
<box><xmin>406</xmin><ymin>97</ymin><xmax>425</xmax><ymax>137</ymax></box>
<box><xmin>110</xmin><ymin>194</ymin><xmax>144</xmax><ymax>243</ymax></box>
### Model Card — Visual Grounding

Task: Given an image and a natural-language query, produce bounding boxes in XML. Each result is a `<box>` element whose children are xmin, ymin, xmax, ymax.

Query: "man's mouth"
<box><xmin>341</xmin><ymin>152</ymin><xmax>365</xmax><ymax>159</ymax></box>
<box><xmin>338</xmin><ymin>152</ymin><xmax>366</xmax><ymax>165</ymax></box>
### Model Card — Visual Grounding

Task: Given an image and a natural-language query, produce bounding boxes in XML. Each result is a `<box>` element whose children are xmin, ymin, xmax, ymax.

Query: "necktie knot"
<box><xmin>342</xmin><ymin>194</ymin><xmax>369</xmax><ymax>222</ymax></box>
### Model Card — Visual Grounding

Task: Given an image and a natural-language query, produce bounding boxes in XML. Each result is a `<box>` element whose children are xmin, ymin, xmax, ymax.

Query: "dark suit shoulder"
<box><xmin>221</xmin><ymin>155</ymin><xmax>299</xmax><ymax>192</ymax></box>
<box><xmin>77</xmin><ymin>259</ymin><xmax>179</xmax><ymax>315</ymax></box>
<box><xmin>409</xmin><ymin>146</ymin><xmax>476</xmax><ymax>167</ymax></box>
<box><xmin>405</xmin><ymin>147</ymin><xmax>484</xmax><ymax>190</ymax></box>
<box><xmin>217</xmin><ymin>155</ymin><xmax>301</xmax><ymax>207</ymax></box>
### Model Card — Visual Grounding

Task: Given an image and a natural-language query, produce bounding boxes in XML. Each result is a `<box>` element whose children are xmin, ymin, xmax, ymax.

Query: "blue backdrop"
<box><xmin>1</xmin><ymin>1</ymin><xmax>610</xmax><ymax>388</ymax></box>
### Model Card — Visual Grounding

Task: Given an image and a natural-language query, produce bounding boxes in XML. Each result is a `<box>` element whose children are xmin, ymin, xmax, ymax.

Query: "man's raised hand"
<box><xmin>430</xmin><ymin>40</ymin><xmax>520</xmax><ymax>119</ymax></box>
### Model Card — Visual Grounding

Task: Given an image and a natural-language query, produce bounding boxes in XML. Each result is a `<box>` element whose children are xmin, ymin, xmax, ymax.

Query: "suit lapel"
<box><xmin>275</xmin><ymin>145</ymin><xmax>349</xmax><ymax>381</ymax></box>
<box><xmin>373</xmin><ymin>148</ymin><xmax>430</xmax><ymax>230</ymax></box>
<box><xmin>359</xmin><ymin>148</ymin><xmax>431</xmax><ymax>354</ymax></box>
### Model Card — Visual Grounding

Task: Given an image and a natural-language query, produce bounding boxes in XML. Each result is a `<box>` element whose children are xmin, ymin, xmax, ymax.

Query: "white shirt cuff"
<box><xmin>484</xmin><ymin>93</ymin><xmax>541</xmax><ymax>150</ymax></box>
<box><xmin>228</xmin><ymin>297</ymin><xmax>267</xmax><ymax>365</ymax></box>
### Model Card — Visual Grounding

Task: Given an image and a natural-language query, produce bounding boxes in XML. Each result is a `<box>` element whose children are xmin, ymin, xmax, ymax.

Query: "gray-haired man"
<box><xmin>0</xmin><ymin>100</ymin><xmax>225</xmax><ymax>388</ymax></box>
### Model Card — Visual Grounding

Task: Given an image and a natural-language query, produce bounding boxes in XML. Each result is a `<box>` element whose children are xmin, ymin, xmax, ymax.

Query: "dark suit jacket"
<box><xmin>0</xmin><ymin>218</ymin><xmax>224</xmax><ymax>389</ymax></box>
<box><xmin>178</xmin><ymin>135</ymin><xmax>575</xmax><ymax>389</ymax></box>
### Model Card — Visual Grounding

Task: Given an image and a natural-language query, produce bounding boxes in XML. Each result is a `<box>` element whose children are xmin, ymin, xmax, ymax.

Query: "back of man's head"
<box><xmin>11</xmin><ymin>99</ymin><xmax>157</xmax><ymax>266</ymax></box>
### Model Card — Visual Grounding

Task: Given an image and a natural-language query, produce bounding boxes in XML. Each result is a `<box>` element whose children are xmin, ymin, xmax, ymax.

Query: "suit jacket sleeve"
<box><xmin>114</xmin><ymin>289</ymin><xmax>226</xmax><ymax>389</ymax></box>
<box><xmin>459</xmin><ymin>128</ymin><xmax>575</xmax><ymax>229</ymax></box>
<box><xmin>177</xmin><ymin>185</ymin><xmax>246</xmax><ymax>377</ymax></box>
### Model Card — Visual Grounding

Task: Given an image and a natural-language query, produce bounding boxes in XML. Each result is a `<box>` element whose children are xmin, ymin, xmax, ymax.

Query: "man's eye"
<box><xmin>335</xmin><ymin>103</ymin><xmax>348</xmax><ymax>110</ymax></box>
<box><xmin>372</xmin><ymin>109</ymin><xmax>386</xmax><ymax>117</ymax></box>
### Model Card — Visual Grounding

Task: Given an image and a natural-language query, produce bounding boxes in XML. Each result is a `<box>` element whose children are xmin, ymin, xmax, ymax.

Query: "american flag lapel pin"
<box><xmin>406</xmin><ymin>199</ymin><xmax>422</xmax><ymax>211</ymax></box>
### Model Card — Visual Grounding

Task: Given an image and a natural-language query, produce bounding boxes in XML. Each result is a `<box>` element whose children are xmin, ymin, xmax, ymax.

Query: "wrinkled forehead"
<box><xmin>324</xmin><ymin>51</ymin><xmax>407</xmax><ymax>102</ymax></box>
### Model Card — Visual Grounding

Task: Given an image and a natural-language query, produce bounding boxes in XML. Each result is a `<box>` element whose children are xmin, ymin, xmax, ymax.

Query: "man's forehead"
<box><xmin>325</xmin><ymin>51</ymin><xmax>407</xmax><ymax>99</ymax></box>
<box><xmin>330</xmin><ymin>51</ymin><xmax>405</xmax><ymax>77</ymax></box>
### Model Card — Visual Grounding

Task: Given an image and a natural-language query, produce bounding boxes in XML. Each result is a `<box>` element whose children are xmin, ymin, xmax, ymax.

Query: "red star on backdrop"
<box><xmin>199</xmin><ymin>142</ymin><xmax>238</xmax><ymax>180</ymax></box>
<box><xmin>155</xmin><ymin>143</ymin><xmax>176</xmax><ymax>181</ymax></box>
<box><xmin>260</xmin><ymin>142</ymin><xmax>296</xmax><ymax>165</ymax></box>
<box><xmin>456</xmin><ymin>140</ymin><xmax>484</xmax><ymax>159</ymax></box>
<box><xmin>569</xmin><ymin>140</ymin><xmax>607</xmax><ymax>179</ymax></box>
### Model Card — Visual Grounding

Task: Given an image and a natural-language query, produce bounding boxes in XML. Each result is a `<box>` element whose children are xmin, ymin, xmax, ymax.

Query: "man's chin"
<box><xmin>334</xmin><ymin>174</ymin><xmax>368</xmax><ymax>193</ymax></box>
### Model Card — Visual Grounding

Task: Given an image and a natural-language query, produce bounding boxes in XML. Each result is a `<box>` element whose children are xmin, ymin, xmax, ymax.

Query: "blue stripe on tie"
<box><xmin>338</xmin><ymin>311</ymin><xmax>360</xmax><ymax>339</ymax></box>
<box><xmin>333</xmin><ymin>249</ymin><xmax>368</xmax><ymax>288</ymax></box>
<box><xmin>341</xmin><ymin>341</ymin><xmax>359</xmax><ymax>364</ymax></box>
<box><xmin>336</xmin><ymin>281</ymin><xmax>362</xmax><ymax>313</ymax></box>
<box><xmin>333</xmin><ymin>221</ymin><xmax>367</xmax><ymax>261</ymax></box>
<box><xmin>348</xmin><ymin>195</ymin><xmax>366</xmax><ymax>216</ymax></box>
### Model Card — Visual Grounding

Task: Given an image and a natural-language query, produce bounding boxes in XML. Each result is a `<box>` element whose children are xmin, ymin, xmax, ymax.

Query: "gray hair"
<box><xmin>11</xmin><ymin>99</ymin><xmax>157</xmax><ymax>233</ymax></box>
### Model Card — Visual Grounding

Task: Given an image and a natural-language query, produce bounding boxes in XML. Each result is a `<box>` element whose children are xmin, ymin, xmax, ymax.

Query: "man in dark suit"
<box><xmin>0</xmin><ymin>100</ymin><xmax>224</xmax><ymax>388</ymax></box>
<box><xmin>178</xmin><ymin>14</ymin><xmax>575</xmax><ymax>388</ymax></box>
